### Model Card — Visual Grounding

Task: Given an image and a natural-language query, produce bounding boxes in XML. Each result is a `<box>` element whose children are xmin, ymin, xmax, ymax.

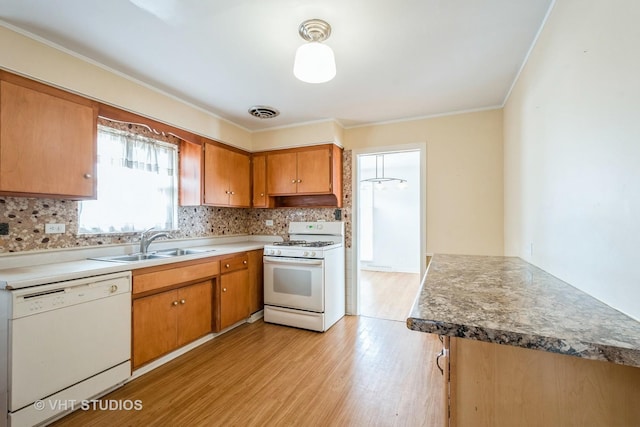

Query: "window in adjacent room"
<box><xmin>78</xmin><ymin>124</ymin><xmax>178</xmax><ymax>234</ymax></box>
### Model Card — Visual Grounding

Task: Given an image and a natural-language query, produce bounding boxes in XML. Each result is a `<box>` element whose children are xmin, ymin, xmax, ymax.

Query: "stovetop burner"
<box><xmin>272</xmin><ymin>240</ymin><xmax>336</xmax><ymax>248</ymax></box>
<box><xmin>303</xmin><ymin>241</ymin><xmax>336</xmax><ymax>247</ymax></box>
<box><xmin>272</xmin><ymin>240</ymin><xmax>307</xmax><ymax>247</ymax></box>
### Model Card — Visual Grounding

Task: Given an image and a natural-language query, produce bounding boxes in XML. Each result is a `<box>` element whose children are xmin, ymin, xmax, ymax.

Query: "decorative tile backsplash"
<box><xmin>0</xmin><ymin>150</ymin><xmax>352</xmax><ymax>253</ymax></box>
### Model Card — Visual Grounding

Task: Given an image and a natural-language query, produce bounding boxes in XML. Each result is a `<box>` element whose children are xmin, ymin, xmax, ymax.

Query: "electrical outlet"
<box><xmin>45</xmin><ymin>223</ymin><xmax>66</xmax><ymax>234</ymax></box>
<box><xmin>265</xmin><ymin>220</ymin><xmax>274</xmax><ymax>227</ymax></box>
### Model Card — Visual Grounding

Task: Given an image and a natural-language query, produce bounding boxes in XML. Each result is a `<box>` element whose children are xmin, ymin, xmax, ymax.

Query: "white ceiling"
<box><xmin>0</xmin><ymin>0</ymin><xmax>553</xmax><ymax>131</ymax></box>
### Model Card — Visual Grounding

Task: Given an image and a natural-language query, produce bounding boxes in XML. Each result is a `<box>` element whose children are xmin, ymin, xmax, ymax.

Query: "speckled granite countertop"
<box><xmin>407</xmin><ymin>254</ymin><xmax>640</xmax><ymax>368</ymax></box>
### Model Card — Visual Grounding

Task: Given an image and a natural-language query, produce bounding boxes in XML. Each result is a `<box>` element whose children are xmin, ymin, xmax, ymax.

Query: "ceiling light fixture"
<box><xmin>360</xmin><ymin>154</ymin><xmax>408</xmax><ymax>189</ymax></box>
<box><xmin>293</xmin><ymin>19</ymin><xmax>336</xmax><ymax>84</ymax></box>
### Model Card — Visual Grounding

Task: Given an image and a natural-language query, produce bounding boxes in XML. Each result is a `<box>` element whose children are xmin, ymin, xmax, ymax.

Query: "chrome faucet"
<box><xmin>139</xmin><ymin>227</ymin><xmax>170</xmax><ymax>254</ymax></box>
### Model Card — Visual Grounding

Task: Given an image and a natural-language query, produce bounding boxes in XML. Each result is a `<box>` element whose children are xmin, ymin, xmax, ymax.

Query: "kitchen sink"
<box><xmin>90</xmin><ymin>253</ymin><xmax>172</xmax><ymax>263</ymax></box>
<box><xmin>156</xmin><ymin>248</ymin><xmax>214</xmax><ymax>256</ymax></box>
<box><xmin>90</xmin><ymin>247</ymin><xmax>216</xmax><ymax>263</ymax></box>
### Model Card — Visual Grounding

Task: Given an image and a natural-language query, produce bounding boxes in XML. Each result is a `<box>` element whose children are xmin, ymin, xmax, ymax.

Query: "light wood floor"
<box><xmin>53</xmin><ymin>317</ymin><xmax>444</xmax><ymax>427</ymax></box>
<box><xmin>359</xmin><ymin>270</ymin><xmax>421</xmax><ymax>321</ymax></box>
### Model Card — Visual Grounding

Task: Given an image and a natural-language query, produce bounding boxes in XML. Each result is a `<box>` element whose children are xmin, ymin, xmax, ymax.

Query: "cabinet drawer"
<box><xmin>133</xmin><ymin>259</ymin><xmax>220</xmax><ymax>295</ymax></box>
<box><xmin>220</xmin><ymin>253</ymin><xmax>248</xmax><ymax>273</ymax></box>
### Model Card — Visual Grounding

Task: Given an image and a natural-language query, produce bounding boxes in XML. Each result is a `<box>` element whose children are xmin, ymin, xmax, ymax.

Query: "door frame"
<box><xmin>349</xmin><ymin>142</ymin><xmax>427</xmax><ymax>315</ymax></box>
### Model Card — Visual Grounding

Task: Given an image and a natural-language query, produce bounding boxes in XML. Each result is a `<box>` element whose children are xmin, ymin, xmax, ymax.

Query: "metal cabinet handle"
<box><xmin>180</xmin><ymin>299</ymin><xmax>186</xmax><ymax>304</ymax></box>
<box><xmin>84</xmin><ymin>173</ymin><xmax>92</xmax><ymax>179</ymax></box>
<box><xmin>243</xmin><ymin>260</ymin><xmax>247</xmax><ymax>265</ymax></box>
<box><xmin>222</xmin><ymin>288</ymin><xmax>227</xmax><ymax>292</ymax></box>
<box><xmin>291</xmin><ymin>179</ymin><xmax>296</xmax><ymax>183</ymax></box>
<box><xmin>436</xmin><ymin>349</ymin><xmax>445</xmax><ymax>375</ymax></box>
<box><xmin>230</xmin><ymin>191</ymin><xmax>235</xmax><ymax>195</ymax></box>
<box><xmin>297</xmin><ymin>179</ymin><xmax>302</xmax><ymax>183</ymax></box>
<box><xmin>225</xmin><ymin>263</ymin><xmax>230</xmax><ymax>268</ymax></box>
<box><xmin>172</xmin><ymin>301</ymin><xmax>179</xmax><ymax>306</ymax></box>
<box><xmin>260</xmin><ymin>193</ymin><xmax>264</xmax><ymax>196</ymax></box>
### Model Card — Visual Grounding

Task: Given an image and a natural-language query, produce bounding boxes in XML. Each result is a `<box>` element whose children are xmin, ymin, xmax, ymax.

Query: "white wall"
<box><xmin>346</xmin><ymin>109</ymin><xmax>504</xmax><ymax>257</ymax></box>
<box><xmin>504</xmin><ymin>0</ymin><xmax>640</xmax><ymax>320</ymax></box>
<box><xmin>360</xmin><ymin>151</ymin><xmax>421</xmax><ymax>273</ymax></box>
<box><xmin>0</xmin><ymin>25</ymin><xmax>252</xmax><ymax>150</ymax></box>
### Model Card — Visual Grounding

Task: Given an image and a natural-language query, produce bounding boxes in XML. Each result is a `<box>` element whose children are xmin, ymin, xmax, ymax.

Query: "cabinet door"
<box><xmin>252</xmin><ymin>154</ymin><xmax>267</xmax><ymax>207</ymax></box>
<box><xmin>0</xmin><ymin>79</ymin><xmax>96</xmax><ymax>198</ymax></box>
<box><xmin>227</xmin><ymin>150</ymin><xmax>251</xmax><ymax>207</ymax></box>
<box><xmin>203</xmin><ymin>143</ymin><xmax>229</xmax><ymax>205</ymax></box>
<box><xmin>179</xmin><ymin>140</ymin><xmax>202</xmax><ymax>206</ymax></box>
<box><xmin>132</xmin><ymin>290</ymin><xmax>178</xmax><ymax>368</ymax></box>
<box><xmin>266</xmin><ymin>151</ymin><xmax>297</xmax><ymax>195</ymax></box>
<box><xmin>248</xmin><ymin>249</ymin><xmax>264</xmax><ymax>314</ymax></box>
<box><xmin>177</xmin><ymin>281</ymin><xmax>213</xmax><ymax>347</ymax></box>
<box><xmin>297</xmin><ymin>147</ymin><xmax>332</xmax><ymax>194</ymax></box>
<box><xmin>220</xmin><ymin>269</ymin><xmax>250</xmax><ymax>330</ymax></box>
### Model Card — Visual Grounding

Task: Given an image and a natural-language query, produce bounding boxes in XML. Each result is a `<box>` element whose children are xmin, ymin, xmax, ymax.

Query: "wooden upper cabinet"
<box><xmin>266</xmin><ymin>146</ymin><xmax>333</xmax><ymax>195</ymax></box>
<box><xmin>266</xmin><ymin>151</ymin><xmax>297</xmax><ymax>195</ymax></box>
<box><xmin>265</xmin><ymin>144</ymin><xmax>343</xmax><ymax>207</ymax></box>
<box><xmin>296</xmin><ymin>148</ymin><xmax>332</xmax><ymax>193</ymax></box>
<box><xmin>0</xmin><ymin>73</ymin><xmax>98</xmax><ymax>199</ymax></box>
<box><xmin>251</xmin><ymin>154</ymin><xmax>267</xmax><ymax>208</ymax></box>
<box><xmin>179</xmin><ymin>140</ymin><xmax>202</xmax><ymax>206</ymax></box>
<box><xmin>203</xmin><ymin>141</ymin><xmax>250</xmax><ymax>207</ymax></box>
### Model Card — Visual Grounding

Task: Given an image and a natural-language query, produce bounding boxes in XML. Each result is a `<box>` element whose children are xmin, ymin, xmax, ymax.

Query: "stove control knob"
<box><xmin>311</xmin><ymin>251</ymin><xmax>316</xmax><ymax>257</ymax></box>
<box><xmin>277</xmin><ymin>250</ymin><xmax>282</xmax><ymax>256</ymax></box>
<box><xmin>303</xmin><ymin>251</ymin><xmax>309</xmax><ymax>257</ymax></box>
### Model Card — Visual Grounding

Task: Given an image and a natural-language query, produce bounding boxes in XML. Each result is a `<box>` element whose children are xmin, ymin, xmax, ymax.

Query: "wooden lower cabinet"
<box><xmin>218</xmin><ymin>269</ymin><xmax>250</xmax><ymax>331</ymax></box>
<box><xmin>248</xmin><ymin>249</ymin><xmax>264</xmax><ymax>314</ymax></box>
<box><xmin>213</xmin><ymin>252</ymin><xmax>250</xmax><ymax>331</ymax></box>
<box><xmin>176</xmin><ymin>281</ymin><xmax>213</xmax><ymax>346</ymax></box>
<box><xmin>447</xmin><ymin>337</ymin><xmax>640</xmax><ymax>427</ymax></box>
<box><xmin>132</xmin><ymin>280</ymin><xmax>212</xmax><ymax>369</ymax></box>
<box><xmin>131</xmin><ymin>251</ymin><xmax>264</xmax><ymax>367</ymax></box>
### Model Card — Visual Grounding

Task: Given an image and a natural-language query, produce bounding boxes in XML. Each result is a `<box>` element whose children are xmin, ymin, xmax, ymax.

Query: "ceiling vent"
<box><xmin>248</xmin><ymin>105</ymin><xmax>280</xmax><ymax>119</ymax></box>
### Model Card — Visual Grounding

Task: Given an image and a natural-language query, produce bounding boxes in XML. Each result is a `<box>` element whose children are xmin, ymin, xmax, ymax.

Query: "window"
<box><xmin>79</xmin><ymin>125</ymin><xmax>178</xmax><ymax>234</ymax></box>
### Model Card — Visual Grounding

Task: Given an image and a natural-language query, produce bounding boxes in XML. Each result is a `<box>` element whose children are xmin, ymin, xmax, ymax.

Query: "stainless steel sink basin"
<box><xmin>156</xmin><ymin>248</ymin><xmax>214</xmax><ymax>256</ymax></box>
<box><xmin>90</xmin><ymin>253</ymin><xmax>172</xmax><ymax>263</ymax></box>
<box><xmin>90</xmin><ymin>247</ymin><xmax>216</xmax><ymax>263</ymax></box>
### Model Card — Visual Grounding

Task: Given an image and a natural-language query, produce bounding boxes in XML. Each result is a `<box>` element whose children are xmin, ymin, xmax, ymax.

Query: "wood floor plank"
<box><xmin>52</xmin><ymin>316</ymin><xmax>444</xmax><ymax>426</ymax></box>
<box><xmin>360</xmin><ymin>270</ymin><xmax>421</xmax><ymax>321</ymax></box>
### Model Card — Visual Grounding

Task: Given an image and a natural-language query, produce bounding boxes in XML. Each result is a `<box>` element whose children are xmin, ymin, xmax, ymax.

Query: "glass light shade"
<box><xmin>293</xmin><ymin>41</ymin><xmax>336</xmax><ymax>83</ymax></box>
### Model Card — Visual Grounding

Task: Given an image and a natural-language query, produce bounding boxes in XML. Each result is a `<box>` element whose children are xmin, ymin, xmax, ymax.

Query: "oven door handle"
<box><xmin>263</xmin><ymin>256</ymin><xmax>323</xmax><ymax>266</ymax></box>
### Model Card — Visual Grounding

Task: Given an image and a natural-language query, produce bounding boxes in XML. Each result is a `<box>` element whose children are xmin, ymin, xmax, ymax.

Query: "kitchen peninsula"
<box><xmin>407</xmin><ymin>254</ymin><xmax>640</xmax><ymax>427</ymax></box>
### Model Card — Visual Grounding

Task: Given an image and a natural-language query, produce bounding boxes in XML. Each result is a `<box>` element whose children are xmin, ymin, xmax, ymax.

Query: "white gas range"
<box><xmin>263</xmin><ymin>221</ymin><xmax>345</xmax><ymax>332</ymax></box>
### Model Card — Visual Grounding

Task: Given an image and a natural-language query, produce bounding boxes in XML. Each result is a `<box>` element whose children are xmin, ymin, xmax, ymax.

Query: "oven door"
<box><xmin>263</xmin><ymin>256</ymin><xmax>324</xmax><ymax>312</ymax></box>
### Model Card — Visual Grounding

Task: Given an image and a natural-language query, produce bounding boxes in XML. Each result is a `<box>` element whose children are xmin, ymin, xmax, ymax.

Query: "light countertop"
<box><xmin>407</xmin><ymin>254</ymin><xmax>640</xmax><ymax>368</ymax></box>
<box><xmin>0</xmin><ymin>237</ymin><xmax>272</xmax><ymax>290</ymax></box>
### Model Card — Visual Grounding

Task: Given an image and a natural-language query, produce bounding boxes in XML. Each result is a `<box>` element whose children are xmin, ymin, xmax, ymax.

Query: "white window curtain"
<box><xmin>79</xmin><ymin>125</ymin><xmax>178</xmax><ymax>234</ymax></box>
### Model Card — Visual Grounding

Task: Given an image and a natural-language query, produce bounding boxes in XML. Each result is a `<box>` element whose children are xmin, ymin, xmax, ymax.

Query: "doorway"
<box><xmin>354</xmin><ymin>147</ymin><xmax>425</xmax><ymax>321</ymax></box>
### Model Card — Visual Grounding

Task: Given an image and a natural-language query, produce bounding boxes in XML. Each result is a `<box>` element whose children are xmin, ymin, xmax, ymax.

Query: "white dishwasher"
<box><xmin>1</xmin><ymin>271</ymin><xmax>132</xmax><ymax>427</ymax></box>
